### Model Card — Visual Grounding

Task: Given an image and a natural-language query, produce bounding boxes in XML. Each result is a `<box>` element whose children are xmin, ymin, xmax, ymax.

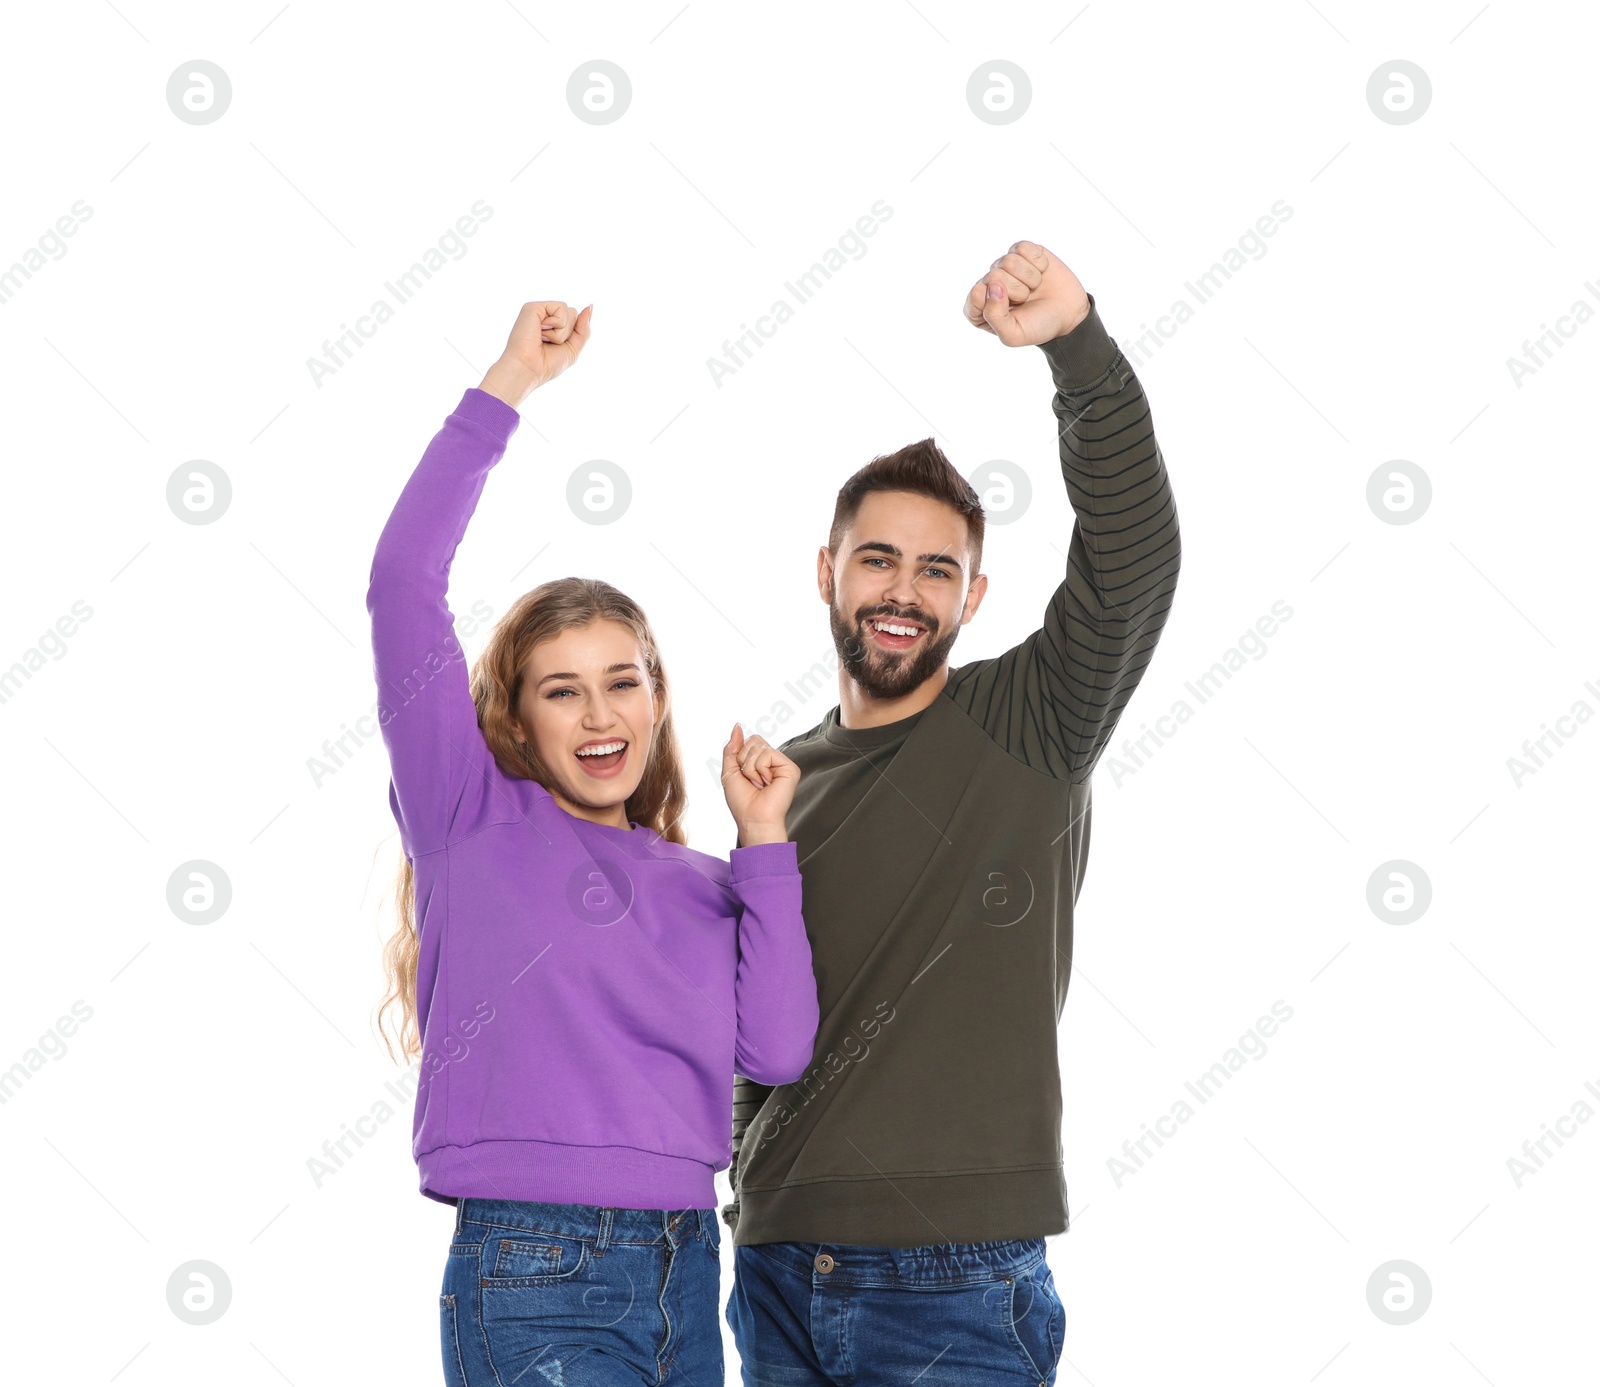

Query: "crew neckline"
<box><xmin>557</xmin><ymin>803</ymin><xmax>654</xmax><ymax>837</ymax></box>
<box><xmin>821</xmin><ymin>702</ymin><xmax>929</xmax><ymax>749</ymax></box>
<box><xmin>584</xmin><ymin>818</ymin><xmax>651</xmax><ymax>836</ymax></box>
<box><xmin>534</xmin><ymin>781</ymin><xmax>658</xmax><ymax>839</ymax></box>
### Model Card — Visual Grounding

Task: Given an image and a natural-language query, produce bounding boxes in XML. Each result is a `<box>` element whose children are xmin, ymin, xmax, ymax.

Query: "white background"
<box><xmin>1</xmin><ymin>1</ymin><xmax>1594</xmax><ymax>1383</ymax></box>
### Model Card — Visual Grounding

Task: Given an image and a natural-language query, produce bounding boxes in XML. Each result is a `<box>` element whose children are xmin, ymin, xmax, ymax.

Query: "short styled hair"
<box><xmin>827</xmin><ymin>437</ymin><xmax>985</xmax><ymax>574</ymax></box>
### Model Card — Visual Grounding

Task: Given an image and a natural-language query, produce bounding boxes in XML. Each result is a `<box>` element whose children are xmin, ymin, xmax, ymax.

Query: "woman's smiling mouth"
<box><xmin>574</xmin><ymin>738</ymin><xmax>629</xmax><ymax>777</ymax></box>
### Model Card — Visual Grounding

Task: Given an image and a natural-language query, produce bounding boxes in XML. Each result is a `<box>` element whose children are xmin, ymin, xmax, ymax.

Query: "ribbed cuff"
<box><xmin>452</xmin><ymin>386</ymin><xmax>522</xmax><ymax>444</ymax></box>
<box><xmin>729</xmin><ymin>839</ymin><xmax>799</xmax><ymax>883</ymax></box>
<box><xmin>1036</xmin><ymin>292</ymin><xmax>1119</xmax><ymax>392</ymax></box>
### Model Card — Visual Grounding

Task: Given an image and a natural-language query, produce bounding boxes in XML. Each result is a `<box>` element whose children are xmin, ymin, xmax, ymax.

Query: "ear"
<box><xmin>817</xmin><ymin>545</ymin><xmax>835</xmax><ymax>603</ymax></box>
<box><xmin>960</xmin><ymin>572</ymin><xmax>989</xmax><ymax>625</ymax></box>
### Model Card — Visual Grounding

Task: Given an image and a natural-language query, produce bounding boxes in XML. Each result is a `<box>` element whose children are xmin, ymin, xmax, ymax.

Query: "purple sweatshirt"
<box><xmin>366</xmin><ymin>386</ymin><xmax>820</xmax><ymax>1210</ymax></box>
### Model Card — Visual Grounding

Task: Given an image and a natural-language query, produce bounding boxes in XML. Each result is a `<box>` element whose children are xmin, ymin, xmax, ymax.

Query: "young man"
<box><xmin>721</xmin><ymin>241</ymin><xmax>1182</xmax><ymax>1385</ymax></box>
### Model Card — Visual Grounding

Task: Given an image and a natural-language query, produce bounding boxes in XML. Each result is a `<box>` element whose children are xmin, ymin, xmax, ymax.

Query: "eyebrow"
<box><xmin>850</xmin><ymin>540</ymin><xmax>964</xmax><ymax>573</ymax></box>
<box><xmin>535</xmin><ymin>662</ymin><xmax>642</xmax><ymax>688</ymax></box>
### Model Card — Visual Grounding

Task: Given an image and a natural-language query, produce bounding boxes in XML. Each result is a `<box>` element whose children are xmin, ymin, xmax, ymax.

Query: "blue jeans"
<box><xmin>441</xmin><ymin>1198</ymin><xmax>724</xmax><ymax>1386</ymax></box>
<box><xmin>727</xmin><ymin>1238</ymin><xmax>1064</xmax><ymax>1386</ymax></box>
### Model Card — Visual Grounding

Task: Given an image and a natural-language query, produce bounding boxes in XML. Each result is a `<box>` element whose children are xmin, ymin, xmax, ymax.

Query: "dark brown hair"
<box><xmin>827</xmin><ymin>437</ymin><xmax>985</xmax><ymax>572</ymax></box>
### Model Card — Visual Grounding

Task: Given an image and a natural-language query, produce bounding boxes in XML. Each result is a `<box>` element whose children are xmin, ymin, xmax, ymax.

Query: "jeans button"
<box><xmin>814</xmin><ymin>1253</ymin><xmax>834</xmax><ymax>1273</ymax></box>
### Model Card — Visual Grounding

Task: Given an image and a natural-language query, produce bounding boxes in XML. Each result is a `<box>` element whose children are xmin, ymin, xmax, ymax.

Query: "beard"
<box><xmin>829</xmin><ymin>594</ymin><xmax>961</xmax><ymax>702</ymax></box>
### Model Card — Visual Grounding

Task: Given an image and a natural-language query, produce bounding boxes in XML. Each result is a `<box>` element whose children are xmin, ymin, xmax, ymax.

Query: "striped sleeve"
<box><xmin>722</xmin><ymin>1075</ymin><xmax>773</xmax><ymax>1228</ymax></box>
<box><xmin>944</xmin><ymin>293</ymin><xmax>1181</xmax><ymax>782</ymax></box>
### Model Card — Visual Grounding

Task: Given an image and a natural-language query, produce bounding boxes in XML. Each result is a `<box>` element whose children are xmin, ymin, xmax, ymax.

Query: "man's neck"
<box><xmin>836</xmin><ymin>665</ymin><xmax>949</xmax><ymax>730</ymax></box>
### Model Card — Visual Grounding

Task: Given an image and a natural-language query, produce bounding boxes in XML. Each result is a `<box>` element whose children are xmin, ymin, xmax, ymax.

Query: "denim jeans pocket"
<box><xmin>1001</xmin><ymin>1258</ymin><xmax>1064</xmax><ymax>1384</ymax></box>
<box><xmin>478</xmin><ymin>1238</ymin><xmax>665</xmax><ymax>1387</ymax></box>
<box><xmin>482</xmin><ymin>1230</ymin><xmax>593</xmax><ymax>1286</ymax></box>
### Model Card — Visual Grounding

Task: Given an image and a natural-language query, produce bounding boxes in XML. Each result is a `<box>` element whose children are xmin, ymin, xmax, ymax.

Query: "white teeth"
<box><xmin>576</xmin><ymin>741</ymin><xmax>626</xmax><ymax>757</ymax></box>
<box><xmin>872</xmin><ymin>620</ymin><xmax>921</xmax><ymax>637</ymax></box>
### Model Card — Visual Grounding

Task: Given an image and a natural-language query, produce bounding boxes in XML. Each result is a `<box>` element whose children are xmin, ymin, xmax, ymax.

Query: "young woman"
<box><xmin>369</xmin><ymin>298</ymin><xmax>820</xmax><ymax>1386</ymax></box>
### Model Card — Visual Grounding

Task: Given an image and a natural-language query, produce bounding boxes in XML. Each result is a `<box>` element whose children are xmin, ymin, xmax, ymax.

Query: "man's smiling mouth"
<box><xmin>867</xmin><ymin>617</ymin><xmax>926</xmax><ymax>649</ymax></box>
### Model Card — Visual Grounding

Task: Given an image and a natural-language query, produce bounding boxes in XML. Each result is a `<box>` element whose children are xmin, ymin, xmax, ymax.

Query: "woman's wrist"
<box><xmin>736</xmin><ymin>823</ymin><xmax>789</xmax><ymax>848</ymax></box>
<box><xmin>478</xmin><ymin>355</ymin><xmax>542</xmax><ymax>409</ymax></box>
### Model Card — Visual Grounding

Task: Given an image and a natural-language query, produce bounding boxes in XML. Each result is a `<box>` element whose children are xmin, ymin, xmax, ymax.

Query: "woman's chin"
<box><xmin>554</xmin><ymin>776</ymin><xmax>641</xmax><ymax>822</ymax></box>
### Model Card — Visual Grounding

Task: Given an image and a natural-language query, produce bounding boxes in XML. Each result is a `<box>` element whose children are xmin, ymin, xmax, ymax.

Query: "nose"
<box><xmin>879</xmin><ymin>573</ymin><xmax>923</xmax><ymax>609</ymax></box>
<box><xmin>583</xmin><ymin>691</ymin><xmax>619</xmax><ymax>728</ymax></box>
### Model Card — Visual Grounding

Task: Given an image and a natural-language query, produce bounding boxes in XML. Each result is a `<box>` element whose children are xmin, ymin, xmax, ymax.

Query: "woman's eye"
<box><xmin>546</xmin><ymin>681</ymin><xmax>639</xmax><ymax>700</ymax></box>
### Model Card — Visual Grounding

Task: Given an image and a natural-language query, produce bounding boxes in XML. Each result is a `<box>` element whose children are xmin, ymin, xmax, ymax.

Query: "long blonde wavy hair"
<box><xmin>375</xmin><ymin>576</ymin><xmax>690</xmax><ymax>1065</ymax></box>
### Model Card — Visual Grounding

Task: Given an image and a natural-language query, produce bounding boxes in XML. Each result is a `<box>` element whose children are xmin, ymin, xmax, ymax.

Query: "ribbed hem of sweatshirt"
<box><xmin>452</xmin><ymin>386</ymin><xmax>522</xmax><ymax>442</ymax></box>
<box><xmin>419</xmin><ymin>1139</ymin><xmax>717</xmax><ymax>1210</ymax></box>
<box><xmin>1036</xmin><ymin>292</ymin><xmax>1119</xmax><ymax>393</ymax></box>
<box><xmin>732</xmin><ymin>1166</ymin><xmax>1068</xmax><ymax>1247</ymax></box>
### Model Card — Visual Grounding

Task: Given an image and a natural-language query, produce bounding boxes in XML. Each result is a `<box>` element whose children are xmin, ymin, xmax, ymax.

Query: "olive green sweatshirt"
<box><xmin>724</xmin><ymin>294</ymin><xmax>1182</xmax><ymax>1247</ymax></box>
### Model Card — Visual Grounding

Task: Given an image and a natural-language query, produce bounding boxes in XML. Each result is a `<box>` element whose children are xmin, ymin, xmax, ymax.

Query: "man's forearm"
<box><xmin>1038</xmin><ymin>294</ymin><xmax>1179</xmax><ymax>614</ymax></box>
